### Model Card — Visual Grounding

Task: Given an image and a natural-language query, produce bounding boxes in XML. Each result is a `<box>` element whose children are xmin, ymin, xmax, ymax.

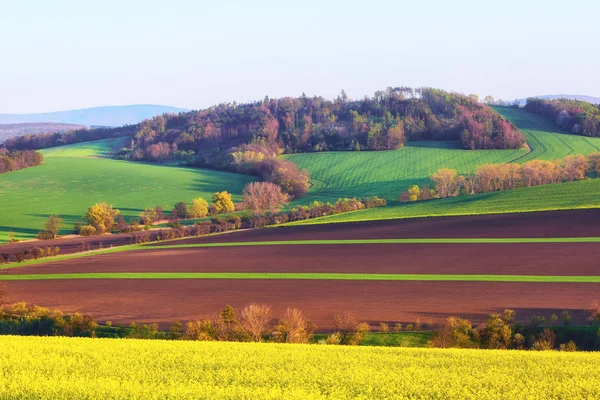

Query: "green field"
<box><xmin>495</xmin><ymin>107</ymin><xmax>600</xmax><ymax>162</ymax></box>
<box><xmin>286</xmin><ymin>141</ymin><xmax>527</xmax><ymax>203</ymax></box>
<box><xmin>286</xmin><ymin>108</ymin><xmax>600</xmax><ymax>206</ymax></box>
<box><xmin>1</xmin><ymin>272</ymin><xmax>600</xmax><ymax>282</ymax></box>
<box><xmin>1</xmin><ymin>336</ymin><xmax>598</xmax><ymax>399</ymax></box>
<box><xmin>0</xmin><ymin>139</ymin><xmax>254</xmax><ymax>242</ymax></box>
<box><xmin>288</xmin><ymin>108</ymin><xmax>600</xmax><ymax>224</ymax></box>
<box><xmin>289</xmin><ymin>178</ymin><xmax>600</xmax><ymax>225</ymax></box>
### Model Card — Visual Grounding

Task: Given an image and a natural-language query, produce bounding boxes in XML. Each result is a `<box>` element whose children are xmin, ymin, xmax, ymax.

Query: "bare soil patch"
<box><xmin>4</xmin><ymin>243</ymin><xmax>600</xmax><ymax>276</ymax></box>
<box><xmin>148</xmin><ymin>209</ymin><xmax>600</xmax><ymax>246</ymax></box>
<box><xmin>4</xmin><ymin>280</ymin><xmax>595</xmax><ymax>329</ymax></box>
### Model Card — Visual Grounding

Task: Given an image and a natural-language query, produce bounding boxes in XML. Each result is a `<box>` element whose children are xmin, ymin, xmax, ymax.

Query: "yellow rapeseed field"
<box><xmin>0</xmin><ymin>336</ymin><xmax>599</xmax><ymax>399</ymax></box>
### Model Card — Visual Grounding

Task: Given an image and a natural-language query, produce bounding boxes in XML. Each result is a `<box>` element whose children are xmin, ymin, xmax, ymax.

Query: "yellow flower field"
<box><xmin>1</xmin><ymin>336</ymin><xmax>599</xmax><ymax>399</ymax></box>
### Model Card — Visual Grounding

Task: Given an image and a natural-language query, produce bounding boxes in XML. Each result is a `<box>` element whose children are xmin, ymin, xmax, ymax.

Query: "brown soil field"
<box><xmin>2</xmin><ymin>208</ymin><xmax>599</xmax><ymax>259</ymax></box>
<box><xmin>3</xmin><ymin>280</ymin><xmax>595</xmax><ymax>329</ymax></box>
<box><xmin>148</xmin><ymin>209</ymin><xmax>600</xmax><ymax>246</ymax></box>
<box><xmin>4</xmin><ymin>243</ymin><xmax>600</xmax><ymax>276</ymax></box>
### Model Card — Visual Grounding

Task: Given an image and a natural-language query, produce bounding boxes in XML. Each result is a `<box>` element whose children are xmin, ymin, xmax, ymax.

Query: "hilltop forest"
<box><xmin>2</xmin><ymin>88</ymin><xmax>525</xmax><ymax>197</ymax></box>
<box><xmin>525</xmin><ymin>98</ymin><xmax>600</xmax><ymax>137</ymax></box>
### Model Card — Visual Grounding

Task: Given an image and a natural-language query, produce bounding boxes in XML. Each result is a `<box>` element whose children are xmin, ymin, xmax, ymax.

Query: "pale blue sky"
<box><xmin>0</xmin><ymin>0</ymin><xmax>598</xmax><ymax>113</ymax></box>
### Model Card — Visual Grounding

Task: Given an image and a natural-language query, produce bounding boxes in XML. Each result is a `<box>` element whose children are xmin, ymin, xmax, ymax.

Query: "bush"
<box><xmin>79</xmin><ymin>225</ymin><xmax>97</xmax><ymax>236</ymax></box>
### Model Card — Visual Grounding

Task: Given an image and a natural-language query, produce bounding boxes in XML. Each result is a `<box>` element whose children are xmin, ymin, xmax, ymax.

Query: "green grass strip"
<box><xmin>0</xmin><ymin>245</ymin><xmax>140</xmax><ymax>270</ymax></box>
<box><xmin>142</xmin><ymin>237</ymin><xmax>600</xmax><ymax>249</ymax></box>
<box><xmin>1</xmin><ymin>272</ymin><xmax>600</xmax><ymax>283</ymax></box>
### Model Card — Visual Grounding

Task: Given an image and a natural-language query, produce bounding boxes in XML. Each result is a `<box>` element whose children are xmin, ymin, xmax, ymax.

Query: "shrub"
<box><xmin>79</xmin><ymin>225</ymin><xmax>97</xmax><ymax>236</ymax></box>
<box><xmin>212</xmin><ymin>192</ymin><xmax>235</xmax><ymax>214</ymax></box>
<box><xmin>379</xmin><ymin>322</ymin><xmax>389</xmax><ymax>334</ymax></box>
<box><xmin>559</xmin><ymin>341</ymin><xmax>577</xmax><ymax>352</ymax></box>
<box><xmin>188</xmin><ymin>198</ymin><xmax>209</xmax><ymax>218</ymax></box>
<box><xmin>172</xmin><ymin>202</ymin><xmax>188</xmax><ymax>219</ymax></box>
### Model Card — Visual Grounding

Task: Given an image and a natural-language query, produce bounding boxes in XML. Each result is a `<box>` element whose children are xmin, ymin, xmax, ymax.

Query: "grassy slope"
<box><xmin>0</xmin><ymin>139</ymin><xmax>254</xmax><ymax>242</ymax></box>
<box><xmin>289</xmin><ymin>108</ymin><xmax>600</xmax><ymax>224</ymax></box>
<box><xmin>286</xmin><ymin>141</ymin><xmax>526</xmax><ymax>203</ymax></box>
<box><xmin>287</xmin><ymin>109</ymin><xmax>600</xmax><ymax>205</ymax></box>
<box><xmin>1</xmin><ymin>336</ymin><xmax>599</xmax><ymax>399</ymax></box>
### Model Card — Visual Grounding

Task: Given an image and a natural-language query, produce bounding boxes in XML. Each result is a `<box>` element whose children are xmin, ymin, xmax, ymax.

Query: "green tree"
<box><xmin>407</xmin><ymin>185</ymin><xmax>421</xmax><ymax>202</ymax></box>
<box><xmin>85</xmin><ymin>203</ymin><xmax>119</xmax><ymax>234</ymax></box>
<box><xmin>212</xmin><ymin>191</ymin><xmax>235</xmax><ymax>214</ymax></box>
<box><xmin>172</xmin><ymin>202</ymin><xmax>188</xmax><ymax>219</ymax></box>
<box><xmin>188</xmin><ymin>198</ymin><xmax>209</xmax><ymax>218</ymax></box>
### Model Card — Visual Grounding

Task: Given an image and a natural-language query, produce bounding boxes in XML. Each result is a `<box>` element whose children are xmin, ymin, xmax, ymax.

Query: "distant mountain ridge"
<box><xmin>0</xmin><ymin>105</ymin><xmax>189</xmax><ymax>127</ymax></box>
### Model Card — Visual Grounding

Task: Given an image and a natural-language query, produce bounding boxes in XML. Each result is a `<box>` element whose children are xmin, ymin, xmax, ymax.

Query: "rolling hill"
<box><xmin>287</xmin><ymin>107</ymin><xmax>600</xmax><ymax>205</ymax></box>
<box><xmin>0</xmin><ymin>105</ymin><xmax>188</xmax><ymax>127</ymax></box>
<box><xmin>0</xmin><ymin>138</ymin><xmax>254</xmax><ymax>243</ymax></box>
<box><xmin>287</xmin><ymin>107</ymin><xmax>600</xmax><ymax>222</ymax></box>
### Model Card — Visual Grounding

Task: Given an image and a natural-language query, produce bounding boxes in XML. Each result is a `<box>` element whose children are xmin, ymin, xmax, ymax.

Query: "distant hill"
<box><xmin>518</xmin><ymin>95</ymin><xmax>600</xmax><ymax>106</ymax></box>
<box><xmin>0</xmin><ymin>105</ymin><xmax>189</xmax><ymax>127</ymax></box>
<box><xmin>0</xmin><ymin>122</ymin><xmax>85</xmax><ymax>144</ymax></box>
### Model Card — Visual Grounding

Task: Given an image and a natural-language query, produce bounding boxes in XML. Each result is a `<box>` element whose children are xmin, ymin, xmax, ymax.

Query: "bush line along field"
<box><xmin>288</xmin><ymin>179</ymin><xmax>600</xmax><ymax>225</ymax></box>
<box><xmin>1</xmin><ymin>336</ymin><xmax>599</xmax><ymax>399</ymax></box>
<box><xmin>0</xmin><ymin>139</ymin><xmax>254</xmax><ymax>242</ymax></box>
<box><xmin>286</xmin><ymin>108</ymin><xmax>600</xmax><ymax>205</ymax></box>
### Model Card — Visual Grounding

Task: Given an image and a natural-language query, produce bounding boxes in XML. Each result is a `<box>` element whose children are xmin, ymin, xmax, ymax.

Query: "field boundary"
<box><xmin>142</xmin><ymin>237</ymin><xmax>600</xmax><ymax>249</ymax></box>
<box><xmin>2</xmin><ymin>272</ymin><xmax>600</xmax><ymax>282</ymax></box>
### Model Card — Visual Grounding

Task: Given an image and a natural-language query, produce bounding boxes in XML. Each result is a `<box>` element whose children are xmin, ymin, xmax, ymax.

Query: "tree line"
<box><xmin>401</xmin><ymin>152</ymin><xmax>600</xmax><ymax>202</ymax></box>
<box><xmin>525</xmin><ymin>98</ymin><xmax>600</xmax><ymax>137</ymax></box>
<box><xmin>0</xmin><ymin>185</ymin><xmax>385</xmax><ymax>263</ymax></box>
<box><xmin>0</xmin><ymin>149</ymin><xmax>43</xmax><ymax>174</ymax></box>
<box><xmin>431</xmin><ymin>306</ymin><xmax>600</xmax><ymax>351</ymax></box>
<box><xmin>2</xmin><ymin>290</ymin><xmax>599</xmax><ymax>351</ymax></box>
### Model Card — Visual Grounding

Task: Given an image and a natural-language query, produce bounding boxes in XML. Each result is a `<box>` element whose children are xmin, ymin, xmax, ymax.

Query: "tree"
<box><xmin>172</xmin><ymin>202</ymin><xmax>188</xmax><ymax>219</ymax></box>
<box><xmin>85</xmin><ymin>203</ymin><xmax>120</xmax><ymax>234</ymax></box>
<box><xmin>431</xmin><ymin>168</ymin><xmax>462</xmax><ymax>198</ymax></box>
<box><xmin>240</xmin><ymin>303</ymin><xmax>272</xmax><ymax>342</ymax></box>
<box><xmin>188</xmin><ymin>198</ymin><xmax>209</xmax><ymax>218</ymax></box>
<box><xmin>0</xmin><ymin>283</ymin><xmax>7</xmax><ymax>310</ymax></box>
<box><xmin>407</xmin><ymin>185</ymin><xmax>421</xmax><ymax>202</ymax></box>
<box><xmin>275</xmin><ymin>307</ymin><xmax>314</xmax><ymax>343</ymax></box>
<box><xmin>430</xmin><ymin>317</ymin><xmax>476</xmax><ymax>348</ymax></box>
<box><xmin>484</xmin><ymin>95</ymin><xmax>494</xmax><ymax>105</ymax></box>
<box><xmin>43</xmin><ymin>215</ymin><xmax>63</xmax><ymax>239</ymax></box>
<box><xmin>468</xmin><ymin>94</ymin><xmax>479</xmax><ymax>103</ymax></box>
<box><xmin>242</xmin><ymin>182</ymin><xmax>289</xmax><ymax>215</ymax></box>
<box><xmin>212</xmin><ymin>191</ymin><xmax>235</xmax><ymax>214</ymax></box>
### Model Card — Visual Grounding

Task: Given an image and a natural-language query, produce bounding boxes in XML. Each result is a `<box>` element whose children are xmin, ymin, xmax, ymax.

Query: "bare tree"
<box><xmin>242</xmin><ymin>182</ymin><xmax>289</xmax><ymax>215</ymax></box>
<box><xmin>0</xmin><ymin>283</ymin><xmax>7</xmax><ymax>310</ymax></box>
<box><xmin>240</xmin><ymin>303</ymin><xmax>272</xmax><ymax>342</ymax></box>
<box><xmin>275</xmin><ymin>307</ymin><xmax>314</xmax><ymax>343</ymax></box>
<box><xmin>44</xmin><ymin>215</ymin><xmax>63</xmax><ymax>239</ymax></box>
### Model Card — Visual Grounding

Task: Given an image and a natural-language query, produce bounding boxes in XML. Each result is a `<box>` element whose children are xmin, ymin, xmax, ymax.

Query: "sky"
<box><xmin>0</xmin><ymin>0</ymin><xmax>598</xmax><ymax>113</ymax></box>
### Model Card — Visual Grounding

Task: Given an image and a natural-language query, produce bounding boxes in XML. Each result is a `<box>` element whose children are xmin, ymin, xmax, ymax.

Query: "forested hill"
<box><xmin>3</xmin><ymin>88</ymin><xmax>524</xmax><ymax>157</ymax></box>
<box><xmin>524</xmin><ymin>98</ymin><xmax>600</xmax><ymax>137</ymax></box>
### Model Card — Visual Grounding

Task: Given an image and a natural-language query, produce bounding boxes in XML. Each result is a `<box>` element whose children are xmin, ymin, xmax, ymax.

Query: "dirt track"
<box><xmin>3</xmin><ymin>280</ymin><xmax>595</xmax><ymax>328</ymax></box>
<box><xmin>4</xmin><ymin>242</ymin><xmax>600</xmax><ymax>276</ymax></box>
